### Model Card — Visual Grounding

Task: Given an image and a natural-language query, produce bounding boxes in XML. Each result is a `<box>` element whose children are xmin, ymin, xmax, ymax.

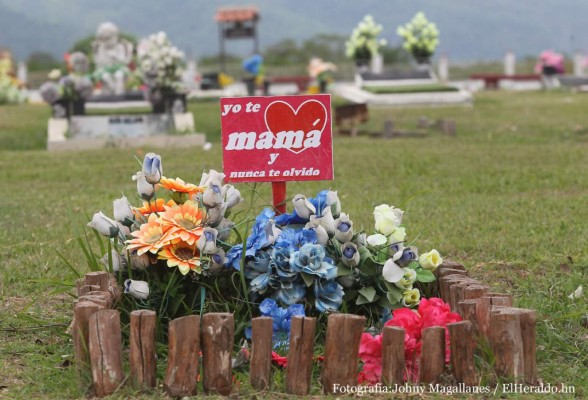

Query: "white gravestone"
<box><xmin>504</xmin><ymin>51</ymin><xmax>516</xmax><ymax>76</ymax></box>
<box><xmin>438</xmin><ymin>54</ymin><xmax>449</xmax><ymax>83</ymax></box>
<box><xmin>573</xmin><ymin>51</ymin><xmax>585</xmax><ymax>77</ymax></box>
<box><xmin>370</xmin><ymin>53</ymin><xmax>383</xmax><ymax>75</ymax></box>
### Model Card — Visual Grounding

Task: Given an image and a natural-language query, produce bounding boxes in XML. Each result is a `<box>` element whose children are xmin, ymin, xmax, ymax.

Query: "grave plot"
<box><xmin>39</xmin><ymin>23</ymin><xmax>204</xmax><ymax>151</ymax></box>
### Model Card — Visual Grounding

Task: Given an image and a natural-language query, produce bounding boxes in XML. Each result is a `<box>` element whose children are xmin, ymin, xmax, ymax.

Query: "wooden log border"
<box><xmin>71</xmin><ymin>265</ymin><xmax>539</xmax><ymax>396</ymax></box>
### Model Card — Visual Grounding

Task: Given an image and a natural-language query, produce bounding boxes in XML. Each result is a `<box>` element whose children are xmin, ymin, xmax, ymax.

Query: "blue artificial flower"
<box><xmin>275</xmin><ymin>228</ymin><xmax>317</xmax><ymax>252</ymax></box>
<box><xmin>275</xmin><ymin>190</ymin><xmax>330</xmax><ymax>226</ymax></box>
<box><xmin>225</xmin><ymin>208</ymin><xmax>280</xmax><ymax>270</ymax></box>
<box><xmin>245</xmin><ymin>251</ymin><xmax>273</xmax><ymax>293</ymax></box>
<box><xmin>314</xmin><ymin>278</ymin><xmax>344</xmax><ymax>312</ymax></box>
<box><xmin>290</xmin><ymin>243</ymin><xmax>337</xmax><ymax>280</ymax></box>
<box><xmin>243</xmin><ymin>54</ymin><xmax>264</xmax><ymax>75</ymax></box>
<box><xmin>245</xmin><ymin>298</ymin><xmax>306</xmax><ymax>350</ymax></box>
<box><xmin>275</xmin><ymin>280</ymin><xmax>306</xmax><ymax>306</ymax></box>
<box><xmin>308</xmin><ymin>190</ymin><xmax>329</xmax><ymax>215</ymax></box>
<box><xmin>225</xmin><ymin>244</ymin><xmax>244</xmax><ymax>271</ymax></box>
<box><xmin>396</xmin><ymin>246</ymin><xmax>419</xmax><ymax>268</ymax></box>
<box><xmin>270</xmin><ymin>247</ymin><xmax>297</xmax><ymax>279</ymax></box>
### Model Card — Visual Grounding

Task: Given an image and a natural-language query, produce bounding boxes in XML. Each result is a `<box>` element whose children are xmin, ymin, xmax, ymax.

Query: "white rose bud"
<box><xmin>197</xmin><ymin>227</ymin><xmax>218</xmax><ymax>254</ymax></box>
<box><xmin>133</xmin><ymin>172</ymin><xmax>154</xmax><ymax>200</ymax></box>
<box><xmin>113</xmin><ymin>195</ymin><xmax>134</xmax><ymax>224</ymax></box>
<box><xmin>334</xmin><ymin>213</ymin><xmax>353</xmax><ymax>243</ymax></box>
<box><xmin>292</xmin><ymin>194</ymin><xmax>316</xmax><ymax>220</ymax></box>
<box><xmin>124</xmin><ymin>279</ymin><xmax>150</xmax><ymax>300</ymax></box>
<box><xmin>87</xmin><ymin>211</ymin><xmax>119</xmax><ymax>237</ymax></box>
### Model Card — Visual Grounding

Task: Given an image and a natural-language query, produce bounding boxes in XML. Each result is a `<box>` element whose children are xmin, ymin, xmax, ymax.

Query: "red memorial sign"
<box><xmin>221</xmin><ymin>94</ymin><xmax>333</xmax><ymax>183</ymax></box>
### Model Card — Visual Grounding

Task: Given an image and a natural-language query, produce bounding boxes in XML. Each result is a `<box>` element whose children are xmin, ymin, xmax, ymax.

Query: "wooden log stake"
<box><xmin>250</xmin><ymin>317</ymin><xmax>273</xmax><ymax>391</ymax></box>
<box><xmin>85</xmin><ymin>271</ymin><xmax>109</xmax><ymax>292</ymax></box>
<box><xmin>88</xmin><ymin>310</ymin><xmax>124</xmax><ymax>397</ymax></box>
<box><xmin>286</xmin><ymin>316</ymin><xmax>316</xmax><ymax>396</ymax></box>
<box><xmin>381</xmin><ymin>326</ymin><xmax>405</xmax><ymax>386</ymax></box>
<box><xmin>518</xmin><ymin>309</ymin><xmax>537</xmax><ymax>385</ymax></box>
<box><xmin>79</xmin><ymin>285</ymin><xmax>100</xmax><ymax>296</ymax></box>
<box><xmin>322</xmin><ymin>314</ymin><xmax>365</xmax><ymax>394</ymax></box>
<box><xmin>75</xmin><ymin>278</ymin><xmax>86</xmax><ymax>296</ymax></box>
<box><xmin>86</xmin><ymin>291</ymin><xmax>112</xmax><ymax>308</ymax></box>
<box><xmin>130</xmin><ymin>310</ymin><xmax>157</xmax><ymax>389</ymax></box>
<box><xmin>448</xmin><ymin>321</ymin><xmax>477</xmax><ymax>386</ymax></box>
<box><xmin>77</xmin><ymin>295</ymin><xmax>109</xmax><ymax>309</ymax></box>
<box><xmin>438</xmin><ymin>268</ymin><xmax>468</xmax><ymax>278</ymax></box>
<box><xmin>458</xmin><ymin>299</ymin><xmax>480</xmax><ymax>334</ymax></box>
<box><xmin>73</xmin><ymin>301</ymin><xmax>102</xmax><ymax>370</ymax></box>
<box><xmin>201</xmin><ymin>313</ymin><xmax>234</xmax><ymax>396</ymax></box>
<box><xmin>439</xmin><ymin>260</ymin><xmax>466</xmax><ymax>272</ymax></box>
<box><xmin>439</xmin><ymin>275</ymin><xmax>467</xmax><ymax>303</ymax></box>
<box><xmin>164</xmin><ymin>315</ymin><xmax>200</xmax><ymax>397</ymax></box>
<box><xmin>462</xmin><ymin>284</ymin><xmax>490</xmax><ymax>301</ymax></box>
<box><xmin>489</xmin><ymin>309</ymin><xmax>524</xmax><ymax>380</ymax></box>
<box><xmin>449</xmin><ymin>278</ymin><xmax>477</xmax><ymax>312</ymax></box>
<box><xmin>476</xmin><ymin>293</ymin><xmax>514</xmax><ymax>338</ymax></box>
<box><xmin>419</xmin><ymin>326</ymin><xmax>446</xmax><ymax>384</ymax></box>
<box><xmin>491</xmin><ymin>307</ymin><xmax>537</xmax><ymax>384</ymax></box>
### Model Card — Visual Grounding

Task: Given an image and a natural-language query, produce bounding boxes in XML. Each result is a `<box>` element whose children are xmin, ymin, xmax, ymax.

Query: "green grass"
<box><xmin>1</xmin><ymin>91</ymin><xmax>587</xmax><ymax>398</ymax></box>
<box><xmin>362</xmin><ymin>83</ymin><xmax>459</xmax><ymax>94</ymax></box>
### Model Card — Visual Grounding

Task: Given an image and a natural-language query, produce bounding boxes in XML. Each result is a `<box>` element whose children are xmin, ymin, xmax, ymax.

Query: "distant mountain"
<box><xmin>1</xmin><ymin>0</ymin><xmax>587</xmax><ymax>62</ymax></box>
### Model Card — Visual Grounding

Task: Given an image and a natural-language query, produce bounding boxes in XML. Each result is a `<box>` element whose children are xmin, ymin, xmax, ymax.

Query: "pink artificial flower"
<box><xmin>359</xmin><ymin>332</ymin><xmax>382</xmax><ymax>364</ymax></box>
<box><xmin>358</xmin><ymin>298</ymin><xmax>462</xmax><ymax>385</ymax></box>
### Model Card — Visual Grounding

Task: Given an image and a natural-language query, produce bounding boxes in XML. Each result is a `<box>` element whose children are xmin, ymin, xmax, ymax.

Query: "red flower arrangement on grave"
<box><xmin>358</xmin><ymin>297</ymin><xmax>461</xmax><ymax>385</ymax></box>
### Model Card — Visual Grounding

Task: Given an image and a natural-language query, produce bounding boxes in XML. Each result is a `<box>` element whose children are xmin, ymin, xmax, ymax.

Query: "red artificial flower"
<box><xmin>271</xmin><ymin>352</ymin><xmax>288</xmax><ymax>368</ymax></box>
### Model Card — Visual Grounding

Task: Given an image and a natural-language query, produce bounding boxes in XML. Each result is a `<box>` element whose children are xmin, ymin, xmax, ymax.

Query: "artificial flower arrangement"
<box><xmin>223</xmin><ymin>189</ymin><xmax>443</xmax><ymax>322</ymax></box>
<box><xmin>39</xmin><ymin>52</ymin><xmax>94</xmax><ymax>117</ymax></box>
<box><xmin>534</xmin><ymin>50</ymin><xmax>565</xmax><ymax>75</ymax></box>
<box><xmin>85</xmin><ymin>153</ymin><xmax>243</xmax><ymax>329</ymax></box>
<box><xmin>345</xmin><ymin>15</ymin><xmax>387</xmax><ymax>66</ymax></box>
<box><xmin>396</xmin><ymin>12</ymin><xmax>440</xmax><ymax>64</ymax></box>
<box><xmin>84</xmin><ymin>153</ymin><xmax>447</xmax><ymax>383</ymax></box>
<box><xmin>307</xmin><ymin>57</ymin><xmax>337</xmax><ymax>93</ymax></box>
<box><xmin>136</xmin><ymin>31</ymin><xmax>186</xmax><ymax>94</ymax></box>
<box><xmin>0</xmin><ymin>51</ymin><xmax>27</xmax><ymax>105</ymax></box>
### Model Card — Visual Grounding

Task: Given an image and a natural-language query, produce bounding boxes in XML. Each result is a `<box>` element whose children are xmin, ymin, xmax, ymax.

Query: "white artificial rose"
<box><xmin>373</xmin><ymin>204</ymin><xmax>403</xmax><ymax>236</ymax></box>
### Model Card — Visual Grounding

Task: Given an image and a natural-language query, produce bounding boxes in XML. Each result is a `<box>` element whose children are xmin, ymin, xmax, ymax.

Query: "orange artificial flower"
<box><xmin>134</xmin><ymin>198</ymin><xmax>177</xmax><ymax>217</ymax></box>
<box><xmin>158</xmin><ymin>241</ymin><xmax>202</xmax><ymax>274</ymax></box>
<box><xmin>126</xmin><ymin>214</ymin><xmax>175</xmax><ymax>255</ymax></box>
<box><xmin>160</xmin><ymin>200</ymin><xmax>205</xmax><ymax>246</ymax></box>
<box><xmin>159</xmin><ymin>177</ymin><xmax>203</xmax><ymax>197</ymax></box>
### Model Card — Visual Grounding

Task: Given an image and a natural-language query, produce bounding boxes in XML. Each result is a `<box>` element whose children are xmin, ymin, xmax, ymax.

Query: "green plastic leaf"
<box><xmin>378</xmin><ymin>295</ymin><xmax>394</xmax><ymax>309</ymax></box>
<box><xmin>337</xmin><ymin>264</ymin><xmax>353</xmax><ymax>277</ymax></box>
<box><xmin>358</xmin><ymin>286</ymin><xmax>377</xmax><ymax>302</ymax></box>
<box><xmin>301</xmin><ymin>272</ymin><xmax>315</xmax><ymax>287</ymax></box>
<box><xmin>416</xmin><ymin>269</ymin><xmax>436</xmax><ymax>283</ymax></box>
<box><xmin>356</xmin><ymin>292</ymin><xmax>380</xmax><ymax>305</ymax></box>
<box><xmin>386</xmin><ymin>284</ymin><xmax>403</xmax><ymax>303</ymax></box>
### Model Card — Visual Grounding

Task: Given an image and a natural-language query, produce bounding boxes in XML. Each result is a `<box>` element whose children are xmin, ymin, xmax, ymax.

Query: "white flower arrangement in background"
<box><xmin>397</xmin><ymin>12</ymin><xmax>440</xmax><ymax>63</ymax></box>
<box><xmin>136</xmin><ymin>31</ymin><xmax>186</xmax><ymax>92</ymax></box>
<box><xmin>345</xmin><ymin>15</ymin><xmax>387</xmax><ymax>65</ymax></box>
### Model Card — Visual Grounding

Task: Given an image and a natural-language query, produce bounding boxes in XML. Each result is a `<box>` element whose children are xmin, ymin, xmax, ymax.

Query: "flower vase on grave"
<box><xmin>149</xmin><ymin>89</ymin><xmax>187</xmax><ymax>114</ymax></box>
<box><xmin>51</xmin><ymin>99</ymin><xmax>85</xmax><ymax>119</ymax></box>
